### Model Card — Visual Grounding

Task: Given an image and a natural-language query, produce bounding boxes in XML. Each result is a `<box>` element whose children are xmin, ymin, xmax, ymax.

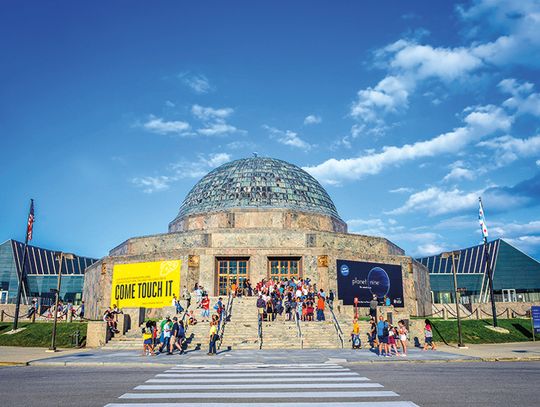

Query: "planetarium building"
<box><xmin>83</xmin><ymin>157</ymin><xmax>431</xmax><ymax>319</ymax></box>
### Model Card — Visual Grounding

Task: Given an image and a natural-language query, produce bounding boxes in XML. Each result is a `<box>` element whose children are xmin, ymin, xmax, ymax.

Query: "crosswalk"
<box><xmin>105</xmin><ymin>363</ymin><xmax>419</xmax><ymax>407</ymax></box>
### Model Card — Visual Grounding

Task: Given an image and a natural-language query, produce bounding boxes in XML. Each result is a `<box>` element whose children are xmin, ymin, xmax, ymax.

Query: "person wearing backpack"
<box><xmin>351</xmin><ymin>318</ymin><xmax>361</xmax><ymax>349</ymax></box>
<box><xmin>377</xmin><ymin>315</ymin><xmax>389</xmax><ymax>356</ymax></box>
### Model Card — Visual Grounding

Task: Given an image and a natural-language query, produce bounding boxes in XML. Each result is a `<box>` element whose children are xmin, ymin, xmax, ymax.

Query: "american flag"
<box><xmin>26</xmin><ymin>199</ymin><xmax>34</xmax><ymax>241</ymax></box>
<box><xmin>478</xmin><ymin>197</ymin><xmax>488</xmax><ymax>239</ymax></box>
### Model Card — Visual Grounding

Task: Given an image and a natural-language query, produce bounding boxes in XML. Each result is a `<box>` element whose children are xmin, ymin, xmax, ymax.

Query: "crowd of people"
<box><xmin>141</xmin><ymin>283</ymin><xmax>226</xmax><ymax>357</ymax></box>
<box><xmin>351</xmin><ymin>315</ymin><xmax>436</xmax><ymax>356</ymax></box>
<box><xmin>254</xmin><ymin>278</ymin><xmax>334</xmax><ymax>323</ymax></box>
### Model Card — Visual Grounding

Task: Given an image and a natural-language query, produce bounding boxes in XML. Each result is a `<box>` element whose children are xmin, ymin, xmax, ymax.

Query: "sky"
<box><xmin>0</xmin><ymin>0</ymin><xmax>539</xmax><ymax>260</ymax></box>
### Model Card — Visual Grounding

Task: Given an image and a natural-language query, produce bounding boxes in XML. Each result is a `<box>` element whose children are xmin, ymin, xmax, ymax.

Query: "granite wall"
<box><xmin>83</xmin><ymin>226</ymin><xmax>431</xmax><ymax>320</ymax></box>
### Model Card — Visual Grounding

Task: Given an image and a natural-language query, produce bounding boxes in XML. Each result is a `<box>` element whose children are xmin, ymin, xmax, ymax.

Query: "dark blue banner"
<box><xmin>532</xmin><ymin>306</ymin><xmax>540</xmax><ymax>335</ymax></box>
<box><xmin>336</xmin><ymin>259</ymin><xmax>404</xmax><ymax>307</ymax></box>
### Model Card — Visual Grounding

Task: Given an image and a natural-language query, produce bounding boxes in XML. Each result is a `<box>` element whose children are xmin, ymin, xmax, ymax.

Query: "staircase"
<box><xmin>102</xmin><ymin>296</ymin><xmax>366</xmax><ymax>351</ymax></box>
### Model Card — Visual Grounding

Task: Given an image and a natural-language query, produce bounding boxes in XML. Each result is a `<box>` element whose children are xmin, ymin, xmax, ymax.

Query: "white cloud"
<box><xmin>192</xmin><ymin>104</ymin><xmax>234</xmax><ymax>121</ymax></box>
<box><xmin>537</xmin><ymin>159</ymin><xmax>540</xmax><ymax>166</ymax></box>
<box><xmin>504</xmin><ymin>235</ymin><xmax>540</xmax><ymax>254</ymax></box>
<box><xmin>351</xmin><ymin>1</ymin><xmax>540</xmax><ymax>124</ymax></box>
<box><xmin>179</xmin><ymin>73</ymin><xmax>212</xmax><ymax>94</ymax></box>
<box><xmin>165</xmin><ymin>100</ymin><xmax>175</xmax><ymax>107</ymax></box>
<box><xmin>490</xmin><ymin>220</ymin><xmax>540</xmax><ymax>237</ymax></box>
<box><xmin>416</xmin><ymin>243</ymin><xmax>445</xmax><ymax>256</ymax></box>
<box><xmin>389</xmin><ymin>187</ymin><xmax>413</xmax><ymax>193</ymax></box>
<box><xmin>499</xmin><ymin>78</ymin><xmax>540</xmax><ymax>117</ymax></box>
<box><xmin>304</xmin><ymin>115</ymin><xmax>322</xmax><ymax>125</ymax></box>
<box><xmin>133</xmin><ymin>153</ymin><xmax>232</xmax><ymax>193</ymax></box>
<box><xmin>131</xmin><ymin>176</ymin><xmax>172</xmax><ymax>194</ymax></box>
<box><xmin>304</xmin><ymin>105</ymin><xmax>511</xmax><ymax>185</ymax></box>
<box><xmin>443</xmin><ymin>161</ymin><xmax>477</xmax><ymax>182</ymax></box>
<box><xmin>197</xmin><ymin>123</ymin><xmax>239</xmax><ymax>136</ymax></box>
<box><xmin>142</xmin><ymin>115</ymin><xmax>191</xmax><ymax>136</ymax></box>
<box><xmin>264</xmin><ymin>125</ymin><xmax>312</xmax><ymax>151</ymax></box>
<box><xmin>477</xmin><ymin>134</ymin><xmax>540</xmax><ymax>166</ymax></box>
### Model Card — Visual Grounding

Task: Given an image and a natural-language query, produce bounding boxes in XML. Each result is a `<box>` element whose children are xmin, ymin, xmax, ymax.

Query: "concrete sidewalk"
<box><xmin>2</xmin><ymin>342</ymin><xmax>539</xmax><ymax>367</ymax></box>
<box><xmin>438</xmin><ymin>341</ymin><xmax>540</xmax><ymax>361</ymax></box>
<box><xmin>0</xmin><ymin>346</ymin><xmax>90</xmax><ymax>366</ymax></box>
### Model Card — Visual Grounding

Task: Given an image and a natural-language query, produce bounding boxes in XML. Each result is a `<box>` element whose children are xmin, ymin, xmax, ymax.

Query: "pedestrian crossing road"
<box><xmin>104</xmin><ymin>363</ymin><xmax>420</xmax><ymax>407</ymax></box>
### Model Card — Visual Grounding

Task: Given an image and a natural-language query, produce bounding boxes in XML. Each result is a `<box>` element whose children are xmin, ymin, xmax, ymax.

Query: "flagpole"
<box><xmin>12</xmin><ymin>199</ymin><xmax>33</xmax><ymax>331</ymax></box>
<box><xmin>479</xmin><ymin>197</ymin><xmax>498</xmax><ymax>327</ymax></box>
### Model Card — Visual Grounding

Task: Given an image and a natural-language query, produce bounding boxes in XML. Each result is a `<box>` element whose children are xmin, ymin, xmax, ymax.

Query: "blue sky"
<box><xmin>1</xmin><ymin>0</ymin><xmax>539</xmax><ymax>260</ymax></box>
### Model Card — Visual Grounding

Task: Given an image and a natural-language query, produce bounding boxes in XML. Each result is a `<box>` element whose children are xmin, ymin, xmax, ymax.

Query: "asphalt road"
<box><xmin>0</xmin><ymin>362</ymin><xmax>538</xmax><ymax>407</ymax></box>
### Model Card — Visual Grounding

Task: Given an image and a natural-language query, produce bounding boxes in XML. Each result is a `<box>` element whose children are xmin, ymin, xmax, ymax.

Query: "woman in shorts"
<box><xmin>142</xmin><ymin>328</ymin><xmax>156</xmax><ymax>356</ymax></box>
<box><xmin>398</xmin><ymin>320</ymin><xmax>408</xmax><ymax>356</ymax></box>
<box><xmin>387</xmin><ymin>324</ymin><xmax>399</xmax><ymax>356</ymax></box>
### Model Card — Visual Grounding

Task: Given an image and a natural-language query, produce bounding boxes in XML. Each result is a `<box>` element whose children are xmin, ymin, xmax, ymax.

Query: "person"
<box><xmin>195</xmin><ymin>284</ymin><xmax>202</xmax><ymax>307</ymax></box>
<box><xmin>385</xmin><ymin>296</ymin><xmax>391</xmax><ymax>307</ymax></box>
<box><xmin>187</xmin><ymin>310</ymin><xmax>197</xmax><ymax>325</ymax></box>
<box><xmin>160</xmin><ymin>317</ymin><xmax>172</xmax><ymax>353</ymax></box>
<box><xmin>214</xmin><ymin>297</ymin><xmax>224</xmax><ymax>320</ymax></box>
<box><xmin>169</xmin><ymin>317</ymin><xmax>183</xmax><ymax>355</ymax></box>
<box><xmin>423</xmin><ymin>319</ymin><xmax>436</xmax><ymax>351</ymax></box>
<box><xmin>26</xmin><ymin>299</ymin><xmax>37</xmax><ymax>320</ymax></box>
<box><xmin>328</xmin><ymin>289</ymin><xmax>335</xmax><ymax>309</ymax></box>
<box><xmin>246</xmin><ymin>279</ymin><xmax>253</xmax><ymax>296</ymax></box>
<box><xmin>256</xmin><ymin>295</ymin><xmax>265</xmax><ymax>321</ymax></box>
<box><xmin>182</xmin><ymin>286</ymin><xmax>191</xmax><ymax>309</ymax></box>
<box><xmin>172</xmin><ymin>294</ymin><xmax>184</xmax><ymax>314</ymax></box>
<box><xmin>103</xmin><ymin>308</ymin><xmax>119</xmax><ymax>334</ymax></box>
<box><xmin>316</xmin><ymin>293</ymin><xmax>325</xmax><ymax>321</ymax></box>
<box><xmin>351</xmin><ymin>318</ymin><xmax>361</xmax><ymax>349</ymax></box>
<box><xmin>208</xmin><ymin>321</ymin><xmax>218</xmax><ymax>355</ymax></box>
<box><xmin>387</xmin><ymin>324</ymin><xmax>399</xmax><ymax>356</ymax></box>
<box><xmin>201</xmin><ymin>295</ymin><xmax>210</xmax><ymax>322</ymax></box>
<box><xmin>231</xmin><ymin>282</ymin><xmax>237</xmax><ymax>297</ymax></box>
<box><xmin>369</xmin><ymin>295</ymin><xmax>378</xmax><ymax>319</ymax></box>
<box><xmin>398</xmin><ymin>320</ymin><xmax>408</xmax><ymax>356</ymax></box>
<box><xmin>77</xmin><ymin>301</ymin><xmax>85</xmax><ymax>321</ymax></box>
<box><xmin>142</xmin><ymin>328</ymin><xmax>156</xmax><ymax>356</ymax></box>
<box><xmin>368</xmin><ymin>317</ymin><xmax>377</xmax><ymax>349</ymax></box>
<box><xmin>377</xmin><ymin>315</ymin><xmax>389</xmax><ymax>356</ymax></box>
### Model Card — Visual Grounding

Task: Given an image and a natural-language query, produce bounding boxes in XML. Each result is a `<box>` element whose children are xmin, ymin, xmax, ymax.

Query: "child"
<box><xmin>351</xmin><ymin>318</ymin><xmax>361</xmax><ymax>349</ymax></box>
<box><xmin>423</xmin><ymin>319</ymin><xmax>436</xmax><ymax>351</ymax></box>
<box><xmin>201</xmin><ymin>295</ymin><xmax>210</xmax><ymax>322</ymax></box>
<box><xmin>142</xmin><ymin>328</ymin><xmax>155</xmax><ymax>356</ymax></box>
<box><xmin>387</xmin><ymin>324</ymin><xmax>399</xmax><ymax>356</ymax></box>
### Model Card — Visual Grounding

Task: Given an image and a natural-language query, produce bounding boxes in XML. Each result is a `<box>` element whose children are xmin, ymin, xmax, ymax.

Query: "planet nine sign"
<box><xmin>337</xmin><ymin>259</ymin><xmax>404</xmax><ymax>307</ymax></box>
<box><xmin>110</xmin><ymin>260</ymin><xmax>181</xmax><ymax>308</ymax></box>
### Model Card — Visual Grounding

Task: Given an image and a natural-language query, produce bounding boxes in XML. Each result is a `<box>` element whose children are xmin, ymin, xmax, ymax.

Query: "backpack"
<box><xmin>383</xmin><ymin>325</ymin><xmax>389</xmax><ymax>337</ymax></box>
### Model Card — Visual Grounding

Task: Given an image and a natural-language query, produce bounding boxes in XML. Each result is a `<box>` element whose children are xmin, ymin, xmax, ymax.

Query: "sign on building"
<box><xmin>110</xmin><ymin>260</ymin><xmax>181</xmax><ymax>308</ymax></box>
<box><xmin>532</xmin><ymin>305</ymin><xmax>540</xmax><ymax>336</ymax></box>
<box><xmin>337</xmin><ymin>260</ymin><xmax>404</xmax><ymax>307</ymax></box>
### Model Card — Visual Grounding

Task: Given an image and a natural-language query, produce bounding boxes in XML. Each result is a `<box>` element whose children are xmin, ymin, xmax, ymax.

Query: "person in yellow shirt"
<box><xmin>207</xmin><ymin>321</ymin><xmax>218</xmax><ymax>355</ymax></box>
<box><xmin>142</xmin><ymin>328</ymin><xmax>155</xmax><ymax>356</ymax></box>
<box><xmin>351</xmin><ymin>318</ymin><xmax>361</xmax><ymax>349</ymax></box>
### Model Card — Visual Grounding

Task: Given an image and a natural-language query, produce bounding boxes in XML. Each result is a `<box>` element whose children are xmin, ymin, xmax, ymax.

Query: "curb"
<box><xmin>26</xmin><ymin>356</ymin><xmax>540</xmax><ymax>368</ymax></box>
<box><xmin>0</xmin><ymin>361</ymin><xmax>27</xmax><ymax>366</ymax></box>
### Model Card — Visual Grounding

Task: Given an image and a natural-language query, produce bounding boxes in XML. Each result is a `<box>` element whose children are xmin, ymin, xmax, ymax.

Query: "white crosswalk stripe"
<box><xmin>105</xmin><ymin>363</ymin><xmax>420</xmax><ymax>407</ymax></box>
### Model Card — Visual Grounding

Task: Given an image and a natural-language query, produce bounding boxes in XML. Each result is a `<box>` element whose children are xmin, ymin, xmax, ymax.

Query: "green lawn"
<box><xmin>428</xmin><ymin>318</ymin><xmax>538</xmax><ymax>344</ymax></box>
<box><xmin>0</xmin><ymin>322</ymin><xmax>87</xmax><ymax>348</ymax></box>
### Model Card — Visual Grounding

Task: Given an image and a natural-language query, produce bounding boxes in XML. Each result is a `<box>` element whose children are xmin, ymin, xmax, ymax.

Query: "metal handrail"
<box><xmin>258</xmin><ymin>311</ymin><xmax>263</xmax><ymax>350</ymax></box>
<box><xmin>218</xmin><ymin>291</ymin><xmax>233</xmax><ymax>350</ymax></box>
<box><xmin>328</xmin><ymin>305</ymin><xmax>344</xmax><ymax>348</ymax></box>
<box><xmin>293</xmin><ymin>310</ymin><xmax>303</xmax><ymax>349</ymax></box>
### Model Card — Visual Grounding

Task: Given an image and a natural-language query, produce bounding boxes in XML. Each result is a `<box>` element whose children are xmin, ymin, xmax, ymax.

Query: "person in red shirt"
<box><xmin>201</xmin><ymin>295</ymin><xmax>210</xmax><ymax>322</ymax></box>
<box><xmin>316</xmin><ymin>294</ymin><xmax>326</xmax><ymax>321</ymax></box>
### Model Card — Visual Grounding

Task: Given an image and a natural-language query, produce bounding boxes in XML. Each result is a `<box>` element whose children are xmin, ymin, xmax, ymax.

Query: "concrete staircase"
<box><xmin>101</xmin><ymin>296</ymin><xmax>365</xmax><ymax>351</ymax></box>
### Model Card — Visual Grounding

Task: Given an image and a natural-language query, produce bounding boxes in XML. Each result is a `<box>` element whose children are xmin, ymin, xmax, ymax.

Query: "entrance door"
<box><xmin>268</xmin><ymin>257</ymin><xmax>301</xmax><ymax>282</ymax></box>
<box><xmin>216</xmin><ymin>258</ymin><xmax>249</xmax><ymax>296</ymax></box>
<box><xmin>502</xmin><ymin>289</ymin><xmax>517</xmax><ymax>302</ymax></box>
<box><xmin>0</xmin><ymin>291</ymin><xmax>8</xmax><ymax>304</ymax></box>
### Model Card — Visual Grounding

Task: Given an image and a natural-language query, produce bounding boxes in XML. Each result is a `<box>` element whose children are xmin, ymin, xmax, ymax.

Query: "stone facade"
<box><xmin>83</xmin><ymin>225</ymin><xmax>432</xmax><ymax>320</ymax></box>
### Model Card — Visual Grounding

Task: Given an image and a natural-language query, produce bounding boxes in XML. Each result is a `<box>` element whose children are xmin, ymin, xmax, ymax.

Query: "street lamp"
<box><xmin>441</xmin><ymin>250</ymin><xmax>466</xmax><ymax>348</ymax></box>
<box><xmin>48</xmin><ymin>252</ymin><xmax>74</xmax><ymax>352</ymax></box>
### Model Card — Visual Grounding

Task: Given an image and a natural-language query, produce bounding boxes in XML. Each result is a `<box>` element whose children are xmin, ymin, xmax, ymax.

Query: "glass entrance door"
<box><xmin>0</xmin><ymin>291</ymin><xmax>8</xmax><ymax>304</ymax></box>
<box><xmin>216</xmin><ymin>258</ymin><xmax>249</xmax><ymax>296</ymax></box>
<box><xmin>268</xmin><ymin>257</ymin><xmax>301</xmax><ymax>282</ymax></box>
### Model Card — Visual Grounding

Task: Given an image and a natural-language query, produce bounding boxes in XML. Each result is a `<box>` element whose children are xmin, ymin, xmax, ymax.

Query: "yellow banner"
<box><xmin>110</xmin><ymin>260</ymin><xmax>181</xmax><ymax>308</ymax></box>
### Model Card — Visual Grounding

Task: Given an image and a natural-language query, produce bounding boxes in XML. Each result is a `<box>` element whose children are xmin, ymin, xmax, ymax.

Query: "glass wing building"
<box><xmin>416</xmin><ymin>239</ymin><xmax>540</xmax><ymax>304</ymax></box>
<box><xmin>0</xmin><ymin>239</ymin><xmax>98</xmax><ymax>306</ymax></box>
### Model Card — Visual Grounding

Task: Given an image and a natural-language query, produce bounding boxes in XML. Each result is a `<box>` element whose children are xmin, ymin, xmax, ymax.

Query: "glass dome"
<box><xmin>173</xmin><ymin>156</ymin><xmax>343</xmax><ymax>221</ymax></box>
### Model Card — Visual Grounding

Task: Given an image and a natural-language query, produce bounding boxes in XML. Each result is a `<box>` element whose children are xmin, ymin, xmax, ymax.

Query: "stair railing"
<box><xmin>329</xmin><ymin>305</ymin><xmax>344</xmax><ymax>348</ymax></box>
<box><xmin>217</xmin><ymin>291</ymin><xmax>233</xmax><ymax>350</ymax></box>
<box><xmin>258</xmin><ymin>310</ymin><xmax>263</xmax><ymax>350</ymax></box>
<box><xmin>293</xmin><ymin>309</ymin><xmax>303</xmax><ymax>349</ymax></box>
